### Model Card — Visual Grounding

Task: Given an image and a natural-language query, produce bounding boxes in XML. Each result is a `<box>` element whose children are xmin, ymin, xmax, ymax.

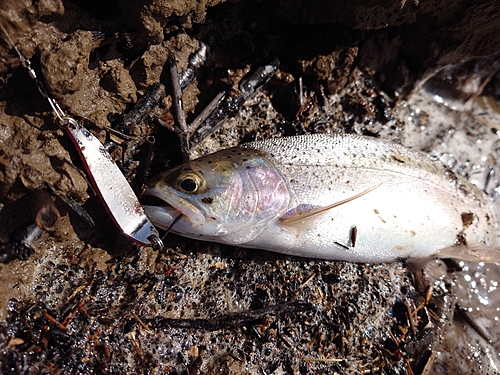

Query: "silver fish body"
<box><xmin>144</xmin><ymin>134</ymin><xmax>500</xmax><ymax>263</ymax></box>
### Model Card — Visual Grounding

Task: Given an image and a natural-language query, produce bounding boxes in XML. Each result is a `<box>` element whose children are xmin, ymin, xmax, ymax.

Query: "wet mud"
<box><xmin>1</xmin><ymin>1</ymin><xmax>500</xmax><ymax>374</ymax></box>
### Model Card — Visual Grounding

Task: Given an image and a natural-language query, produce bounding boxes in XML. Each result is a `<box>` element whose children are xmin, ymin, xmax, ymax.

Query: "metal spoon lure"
<box><xmin>0</xmin><ymin>23</ymin><xmax>163</xmax><ymax>250</ymax></box>
<box><xmin>64</xmin><ymin>118</ymin><xmax>162</xmax><ymax>249</ymax></box>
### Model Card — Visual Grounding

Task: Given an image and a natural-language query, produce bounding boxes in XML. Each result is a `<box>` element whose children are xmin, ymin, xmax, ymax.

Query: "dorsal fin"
<box><xmin>280</xmin><ymin>184</ymin><xmax>381</xmax><ymax>225</ymax></box>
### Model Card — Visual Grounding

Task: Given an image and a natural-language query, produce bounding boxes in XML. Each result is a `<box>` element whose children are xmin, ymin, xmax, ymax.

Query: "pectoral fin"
<box><xmin>280</xmin><ymin>184</ymin><xmax>381</xmax><ymax>225</ymax></box>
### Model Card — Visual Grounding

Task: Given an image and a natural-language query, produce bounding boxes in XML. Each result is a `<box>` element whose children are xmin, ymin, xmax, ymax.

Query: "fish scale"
<box><xmin>144</xmin><ymin>134</ymin><xmax>500</xmax><ymax>263</ymax></box>
<box><xmin>242</xmin><ymin>134</ymin><xmax>444</xmax><ymax>177</ymax></box>
<box><xmin>242</xmin><ymin>134</ymin><xmax>456</xmax><ymax>215</ymax></box>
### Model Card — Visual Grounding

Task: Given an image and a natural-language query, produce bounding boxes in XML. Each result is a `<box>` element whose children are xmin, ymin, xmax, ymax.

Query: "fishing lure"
<box><xmin>144</xmin><ymin>133</ymin><xmax>500</xmax><ymax>263</ymax></box>
<box><xmin>1</xmin><ymin>24</ymin><xmax>162</xmax><ymax>250</ymax></box>
<box><xmin>65</xmin><ymin>118</ymin><xmax>161</xmax><ymax>248</ymax></box>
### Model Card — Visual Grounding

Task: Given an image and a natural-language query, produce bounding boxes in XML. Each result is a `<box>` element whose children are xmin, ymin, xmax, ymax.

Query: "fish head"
<box><xmin>143</xmin><ymin>147</ymin><xmax>290</xmax><ymax>244</ymax></box>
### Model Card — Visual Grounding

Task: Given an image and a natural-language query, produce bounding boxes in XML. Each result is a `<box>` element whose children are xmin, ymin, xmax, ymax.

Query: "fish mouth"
<box><xmin>141</xmin><ymin>188</ymin><xmax>206</xmax><ymax>226</ymax></box>
<box><xmin>140</xmin><ymin>194</ymin><xmax>171</xmax><ymax>208</ymax></box>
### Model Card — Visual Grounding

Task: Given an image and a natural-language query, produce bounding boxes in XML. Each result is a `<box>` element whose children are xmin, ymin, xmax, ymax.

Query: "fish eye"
<box><xmin>180</xmin><ymin>178</ymin><xmax>197</xmax><ymax>192</ymax></box>
<box><xmin>176</xmin><ymin>172</ymin><xmax>204</xmax><ymax>193</ymax></box>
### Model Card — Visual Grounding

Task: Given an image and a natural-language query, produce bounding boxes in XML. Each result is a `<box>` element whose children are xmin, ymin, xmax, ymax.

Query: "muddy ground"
<box><xmin>1</xmin><ymin>0</ymin><xmax>500</xmax><ymax>374</ymax></box>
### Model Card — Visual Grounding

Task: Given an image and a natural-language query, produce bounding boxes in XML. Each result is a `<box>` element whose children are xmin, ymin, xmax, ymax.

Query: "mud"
<box><xmin>1</xmin><ymin>1</ymin><xmax>500</xmax><ymax>374</ymax></box>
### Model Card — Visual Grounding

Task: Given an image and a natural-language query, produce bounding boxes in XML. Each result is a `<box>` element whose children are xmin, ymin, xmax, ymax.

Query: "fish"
<box><xmin>143</xmin><ymin>133</ymin><xmax>500</xmax><ymax>263</ymax></box>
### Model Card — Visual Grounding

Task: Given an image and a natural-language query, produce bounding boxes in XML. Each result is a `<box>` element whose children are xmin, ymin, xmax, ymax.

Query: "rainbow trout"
<box><xmin>143</xmin><ymin>134</ymin><xmax>500</xmax><ymax>263</ymax></box>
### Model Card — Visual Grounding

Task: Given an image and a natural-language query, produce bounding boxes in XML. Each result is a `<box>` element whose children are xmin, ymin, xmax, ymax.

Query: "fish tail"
<box><xmin>438</xmin><ymin>244</ymin><xmax>500</xmax><ymax>265</ymax></box>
